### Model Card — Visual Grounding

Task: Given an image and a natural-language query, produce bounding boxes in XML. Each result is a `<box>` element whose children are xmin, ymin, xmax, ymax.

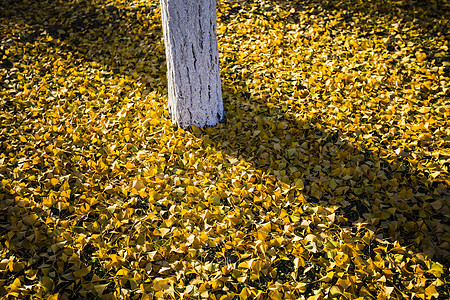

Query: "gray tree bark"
<box><xmin>160</xmin><ymin>0</ymin><xmax>224</xmax><ymax>129</ymax></box>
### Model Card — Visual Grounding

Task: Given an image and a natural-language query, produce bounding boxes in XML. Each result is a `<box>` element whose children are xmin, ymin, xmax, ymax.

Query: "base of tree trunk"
<box><xmin>160</xmin><ymin>0</ymin><xmax>224</xmax><ymax>129</ymax></box>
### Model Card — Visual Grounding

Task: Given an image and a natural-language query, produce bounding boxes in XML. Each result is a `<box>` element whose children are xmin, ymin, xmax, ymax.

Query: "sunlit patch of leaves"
<box><xmin>0</xmin><ymin>0</ymin><xmax>449</xmax><ymax>299</ymax></box>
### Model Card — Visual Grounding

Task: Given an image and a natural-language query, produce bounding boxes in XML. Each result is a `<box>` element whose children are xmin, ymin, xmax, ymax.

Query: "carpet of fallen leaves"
<box><xmin>1</xmin><ymin>0</ymin><xmax>449</xmax><ymax>299</ymax></box>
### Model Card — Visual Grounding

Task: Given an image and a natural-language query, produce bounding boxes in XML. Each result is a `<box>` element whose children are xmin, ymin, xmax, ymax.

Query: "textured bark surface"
<box><xmin>160</xmin><ymin>0</ymin><xmax>224</xmax><ymax>129</ymax></box>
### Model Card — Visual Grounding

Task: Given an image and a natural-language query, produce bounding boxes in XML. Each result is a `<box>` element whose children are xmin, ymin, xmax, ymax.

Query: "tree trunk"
<box><xmin>160</xmin><ymin>0</ymin><xmax>224</xmax><ymax>129</ymax></box>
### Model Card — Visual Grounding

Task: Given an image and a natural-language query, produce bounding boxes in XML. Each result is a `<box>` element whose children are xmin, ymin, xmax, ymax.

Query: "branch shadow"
<box><xmin>209</xmin><ymin>83</ymin><xmax>449</xmax><ymax>260</ymax></box>
<box><xmin>210</xmin><ymin>0</ymin><xmax>450</xmax><ymax>267</ymax></box>
<box><xmin>211</xmin><ymin>0</ymin><xmax>449</xmax><ymax>262</ymax></box>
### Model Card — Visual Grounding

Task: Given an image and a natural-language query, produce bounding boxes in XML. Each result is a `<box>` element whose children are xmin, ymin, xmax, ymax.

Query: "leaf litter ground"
<box><xmin>0</xmin><ymin>0</ymin><xmax>449</xmax><ymax>299</ymax></box>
